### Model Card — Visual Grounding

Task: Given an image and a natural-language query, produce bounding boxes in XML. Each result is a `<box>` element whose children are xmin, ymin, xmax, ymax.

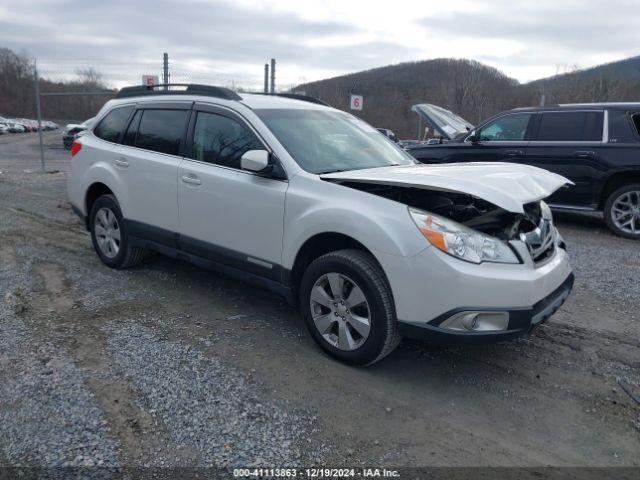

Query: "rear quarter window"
<box><xmin>93</xmin><ymin>106</ymin><xmax>134</xmax><ymax>143</ymax></box>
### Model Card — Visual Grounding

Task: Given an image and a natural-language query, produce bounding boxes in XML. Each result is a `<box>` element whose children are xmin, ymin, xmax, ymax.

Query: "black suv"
<box><xmin>406</xmin><ymin>103</ymin><xmax>640</xmax><ymax>239</ymax></box>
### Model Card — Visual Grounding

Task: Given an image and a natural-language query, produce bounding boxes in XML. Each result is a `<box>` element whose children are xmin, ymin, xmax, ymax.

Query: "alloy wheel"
<box><xmin>94</xmin><ymin>207</ymin><xmax>121</xmax><ymax>258</ymax></box>
<box><xmin>611</xmin><ymin>190</ymin><xmax>640</xmax><ymax>234</ymax></box>
<box><xmin>309</xmin><ymin>272</ymin><xmax>371</xmax><ymax>351</ymax></box>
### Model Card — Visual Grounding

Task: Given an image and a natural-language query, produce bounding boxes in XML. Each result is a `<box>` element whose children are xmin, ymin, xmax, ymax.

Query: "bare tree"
<box><xmin>0</xmin><ymin>48</ymin><xmax>112</xmax><ymax>121</ymax></box>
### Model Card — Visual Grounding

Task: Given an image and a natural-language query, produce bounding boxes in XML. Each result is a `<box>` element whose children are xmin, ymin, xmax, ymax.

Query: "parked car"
<box><xmin>9</xmin><ymin>119</ymin><xmax>30</xmax><ymax>132</ymax></box>
<box><xmin>67</xmin><ymin>84</ymin><xmax>573</xmax><ymax>365</ymax></box>
<box><xmin>19</xmin><ymin>119</ymin><xmax>35</xmax><ymax>131</ymax></box>
<box><xmin>406</xmin><ymin>103</ymin><xmax>640</xmax><ymax>239</ymax></box>
<box><xmin>1</xmin><ymin>117</ymin><xmax>21</xmax><ymax>133</ymax></box>
<box><xmin>0</xmin><ymin>123</ymin><xmax>8</xmax><ymax>134</ymax></box>
<box><xmin>376</xmin><ymin>128</ymin><xmax>399</xmax><ymax>143</ymax></box>
<box><xmin>63</xmin><ymin>118</ymin><xmax>94</xmax><ymax>149</ymax></box>
<box><xmin>5</xmin><ymin>122</ymin><xmax>26</xmax><ymax>133</ymax></box>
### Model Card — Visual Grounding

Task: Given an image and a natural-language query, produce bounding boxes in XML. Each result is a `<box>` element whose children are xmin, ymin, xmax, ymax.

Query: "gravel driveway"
<box><xmin>0</xmin><ymin>132</ymin><xmax>638</xmax><ymax>470</ymax></box>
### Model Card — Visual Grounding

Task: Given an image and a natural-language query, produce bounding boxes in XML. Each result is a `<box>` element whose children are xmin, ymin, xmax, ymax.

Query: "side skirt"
<box><xmin>126</xmin><ymin>226</ymin><xmax>294</xmax><ymax>305</ymax></box>
<box><xmin>547</xmin><ymin>203</ymin><xmax>599</xmax><ymax>212</ymax></box>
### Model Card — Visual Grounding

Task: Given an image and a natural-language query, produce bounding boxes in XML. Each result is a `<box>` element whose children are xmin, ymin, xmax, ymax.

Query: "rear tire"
<box><xmin>299</xmin><ymin>249</ymin><xmax>400</xmax><ymax>366</ymax></box>
<box><xmin>89</xmin><ymin>194</ymin><xmax>146</xmax><ymax>269</ymax></box>
<box><xmin>603</xmin><ymin>184</ymin><xmax>640</xmax><ymax>240</ymax></box>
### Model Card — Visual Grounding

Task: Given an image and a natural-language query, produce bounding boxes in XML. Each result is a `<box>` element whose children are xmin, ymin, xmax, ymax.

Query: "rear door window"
<box><xmin>122</xmin><ymin>110</ymin><xmax>142</xmax><ymax>146</ymax></box>
<box><xmin>135</xmin><ymin>109</ymin><xmax>189</xmax><ymax>156</ymax></box>
<box><xmin>536</xmin><ymin>111</ymin><xmax>603</xmax><ymax>141</ymax></box>
<box><xmin>94</xmin><ymin>106</ymin><xmax>134</xmax><ymax>143</ymax></box>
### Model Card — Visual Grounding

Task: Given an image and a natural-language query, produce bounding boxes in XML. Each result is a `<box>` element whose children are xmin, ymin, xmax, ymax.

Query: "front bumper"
<box><xmin>398</xmin><ymin>272</ymin><xmax>574</xmax><ymax>344</ymax></box>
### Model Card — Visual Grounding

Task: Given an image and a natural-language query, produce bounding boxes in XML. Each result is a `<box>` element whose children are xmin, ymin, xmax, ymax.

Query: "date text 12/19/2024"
<box><xmin>233</xmin><ymin>468</ymin><xmax>400</xmax><ymax>478</ymax></box>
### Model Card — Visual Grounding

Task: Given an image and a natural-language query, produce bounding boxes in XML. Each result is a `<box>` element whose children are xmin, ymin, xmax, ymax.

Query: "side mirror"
<box><xmin>240</xmin><ymin>150</ymin><xmax>287</xmax><ymax>180</ymax></box>
<box><xmin>468</xmin><ymin>130</ymin><xmax>480</xmax><ymax>143</ymax></box>
<box><xmin>241</xmin><ymin>149</ymin><xmax>269</xmax><ymax>172</ymax></box>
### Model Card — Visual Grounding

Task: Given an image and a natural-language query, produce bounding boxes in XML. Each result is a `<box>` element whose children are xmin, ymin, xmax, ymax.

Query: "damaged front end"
<box><xmin>335</xmin><ymin>182</ymin><xmax>561</xmax><ymax>265</ymax></box>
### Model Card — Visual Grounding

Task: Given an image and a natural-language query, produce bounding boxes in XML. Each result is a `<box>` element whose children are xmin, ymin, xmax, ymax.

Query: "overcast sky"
<box><xmin>1</xmin><ymin>0</ymin><xmax>638</xmax><ymax>90</ymax></box>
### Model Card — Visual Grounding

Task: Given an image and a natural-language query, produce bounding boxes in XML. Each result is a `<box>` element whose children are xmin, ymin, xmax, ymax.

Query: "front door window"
<box><xmin>478</xmin><ymin>114</ymin><xmax>532</xmax><ymax>142</ymax></box>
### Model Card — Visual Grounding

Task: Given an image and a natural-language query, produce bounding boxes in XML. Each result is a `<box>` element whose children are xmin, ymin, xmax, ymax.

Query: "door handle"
<box><xmin>574</xmin><ymin>150</ymin><xmax>595</xmax><ymax>158</ymax></box>
<box><xmin>114</xmin><ymin>157</ymin><xmax>129</xmax><ymax>167</ymax></box>
<box><xmin>504</xmin><ymin>149</ymin><xmax>524</xmax><ymax>156</ymax></box>
<box><xmin>181</xmin><ymin>174</ymin><xmax>202</xmax><ymax>186</ymax></box>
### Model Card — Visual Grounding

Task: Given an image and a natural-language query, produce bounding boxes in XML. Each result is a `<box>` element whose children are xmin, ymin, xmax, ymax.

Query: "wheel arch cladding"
<box><xmin>600</xmin><ymin>171</ymin><xmax>640</xmax><ymax>208</ymax></box>
<box><xmin>85</xmin><ymin>182</ymin><xmax>115</xmax><ymax>229</ymax></box>
<box><xmin>86</xmin><ymin>182</ymin><xmax>114</xmax><ymax>212</ymax></box>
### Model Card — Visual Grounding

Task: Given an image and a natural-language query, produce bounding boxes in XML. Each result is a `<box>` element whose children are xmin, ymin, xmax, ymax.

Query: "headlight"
<box><xmin>409</xmin><ymin>208</ymin><xmax>520</xmax><ymax>264</ymax></box>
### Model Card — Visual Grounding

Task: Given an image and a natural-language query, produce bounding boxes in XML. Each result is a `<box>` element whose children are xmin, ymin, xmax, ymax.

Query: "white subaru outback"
<box><xmin>68</xmin><ymin>84</ymin><xmax>574</xmax><ymax>365</ymax></box>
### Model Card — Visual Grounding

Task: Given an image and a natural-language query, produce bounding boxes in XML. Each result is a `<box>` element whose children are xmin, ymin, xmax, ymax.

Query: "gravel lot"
<box><xmin>0</xmin><ymin>131</ymin><xmax>638</xmax><ymax>470</ymax></box>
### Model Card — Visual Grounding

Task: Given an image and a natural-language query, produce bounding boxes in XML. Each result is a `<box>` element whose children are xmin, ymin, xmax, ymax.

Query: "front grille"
<box><xmin>519</xmin><ymin>218</ymin><xmax>555</xmax><ymax>264</ymax></box>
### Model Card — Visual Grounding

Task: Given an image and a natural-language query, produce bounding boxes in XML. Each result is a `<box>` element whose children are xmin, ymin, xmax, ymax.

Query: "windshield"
<box><xmin>255</xmin><ymin>109</ymin><xmax>415</xmax><ymax>174</ymax></box>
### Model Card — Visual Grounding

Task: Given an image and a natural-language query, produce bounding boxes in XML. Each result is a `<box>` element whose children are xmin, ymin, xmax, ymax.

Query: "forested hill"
<box><xmin>296</xmin><ymin>57</ymin><xmax>640</xmax><ymax>138</ymax></box>
<box><xmin>2</xmin><ymin>45</ymin><xmax>639</xmax><ymax>135</ymax></box>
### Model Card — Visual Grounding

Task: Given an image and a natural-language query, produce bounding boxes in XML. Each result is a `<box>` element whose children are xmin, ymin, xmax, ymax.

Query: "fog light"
<box><xmin>439</xmin><ymin>311</ymin><xmax>509</xmax><ymax>332</ymax></box>
<box><xmin>461</xmin><ymin>313</ymin><xmax>479</xmax><ymax>330</ymax></box>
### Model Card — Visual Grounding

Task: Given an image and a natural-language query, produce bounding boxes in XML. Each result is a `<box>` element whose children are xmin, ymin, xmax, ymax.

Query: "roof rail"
<box><xmin>116</xmin><ymin>84</ymin><xmax>242</xmax><ymax>101</ymax></box>
<box><xmin>256</xmin><ymin>92</ymin><xmax>330</xmax><ymax>106</ymax></box>
<box><xmin>558</xmin><ymin>102</ymin><xmax>640</xmax><ymax>107</ymax></box>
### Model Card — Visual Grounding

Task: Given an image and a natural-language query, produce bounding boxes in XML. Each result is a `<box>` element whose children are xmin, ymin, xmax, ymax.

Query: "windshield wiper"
<box><xmin>317</xmin><ymin>168</ymin><xmax>351</xmax><ymax>174</ymax></box>
<box><xmin>318</xmin><ymin>164</ymin><xmax>405</xmax><ymax>174</ymax></box>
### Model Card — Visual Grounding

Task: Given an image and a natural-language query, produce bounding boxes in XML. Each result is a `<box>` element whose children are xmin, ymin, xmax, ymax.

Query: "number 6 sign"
<box><xmin>350</xmin><ymin>94</ymin><xmax>363</xmax><ymax>111</ymax></box>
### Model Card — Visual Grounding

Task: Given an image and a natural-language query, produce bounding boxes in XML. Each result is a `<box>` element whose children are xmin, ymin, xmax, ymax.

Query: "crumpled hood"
<box><xmin>320</xmin><ymin>162</ymin><xmax>573</xmax><ymax>213</ymax></box>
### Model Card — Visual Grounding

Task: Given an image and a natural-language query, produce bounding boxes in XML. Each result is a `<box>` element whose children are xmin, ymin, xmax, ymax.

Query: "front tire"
<box><xmin>604</xmin><ymin>184</ymin><xmax>640</xmax><ymax>240</ymax></box>
<box><xmin>89</xmin><ymin>194</ymin><xmax>146</xmax><ymax>269</ymax></box>
<box><xmin>299</xmin><ymin>249</ymin><xmax>400</xmax><ymax>366</ymax></box>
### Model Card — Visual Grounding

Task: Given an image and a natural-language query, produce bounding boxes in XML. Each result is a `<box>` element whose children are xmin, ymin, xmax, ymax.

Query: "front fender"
<box><xmin>282</xmin><ymin>176</ymin><xmax>428</xmax><ymax>270</ymax></box>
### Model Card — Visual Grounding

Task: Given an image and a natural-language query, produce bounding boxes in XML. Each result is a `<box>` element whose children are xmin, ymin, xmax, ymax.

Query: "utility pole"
<box><xmin>34</xmin><ymin>59</ymin><xmax>45</xmax><ymax>172</ymax></box>
<box><xmin>264</xmin><ymin>63</ymin><xmax>269</xmax><ymax>93</ymax></box>
<box><xmin>270</xmin><ymin>58</ymin><xmax>276</xmax><ymax>93</ymax></box>
<box><xmin>163</xmin><ymin>53</ymin><xmax>169</xmax><ymax>90</ymax></box>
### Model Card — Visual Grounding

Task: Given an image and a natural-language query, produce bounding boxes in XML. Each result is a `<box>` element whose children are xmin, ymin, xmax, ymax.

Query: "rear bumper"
<box><xmin>398</xmin><ymin>272</ymin><xmax>574</xmax><ymax>344</ymax></box>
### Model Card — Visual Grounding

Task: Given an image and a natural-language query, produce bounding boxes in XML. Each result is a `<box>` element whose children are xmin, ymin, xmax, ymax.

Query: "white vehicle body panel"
<box><xmin>281</xmin><ymin>174</ymin><xmax>428</xmax><ymax>270</ymax></box>
<box><xmin>115</xmin><ymin>144</ymin><xmax>181</xmax><ymax>233</ymax></box>
<box><xmin>178</xmin><ymin>159</ymin><xmax>287</xmax><ymax>266</ymax></box>
<box><xmin>380</xmin><ymin>239</ymin><xmax>572</xmax><ymax>323</ymax></box>
<box><xmin>321</xmin><ymin>163</ymin><xmax>572</xmax><ymax>213</ymax></box>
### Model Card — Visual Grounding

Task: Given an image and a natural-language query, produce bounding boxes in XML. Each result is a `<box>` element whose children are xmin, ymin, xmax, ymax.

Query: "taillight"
<box><xmin>70</xmin><ymin>140</ymin><xmax>82</xmax><ymax>157</ymax></box>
